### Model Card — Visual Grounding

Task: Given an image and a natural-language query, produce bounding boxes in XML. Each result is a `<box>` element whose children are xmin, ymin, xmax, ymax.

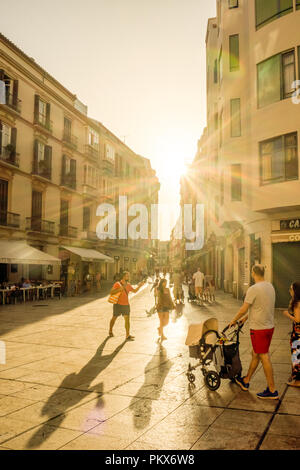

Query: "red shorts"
<box><xmin>250</xmin><ymin>328</ymin><xmax>274</xmax><ymax>354</ymax></box>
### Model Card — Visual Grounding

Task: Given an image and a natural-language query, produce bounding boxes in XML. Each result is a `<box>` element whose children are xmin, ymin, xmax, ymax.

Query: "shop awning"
<box><xmin>0</xmin><ymin>240</ymin><xmax>61</xmax><ymax>265</ymax></box>
<box><xmin>61</xmin><ymin>246</ymin><xmax>114</xmax><ymax>263</ymax></box>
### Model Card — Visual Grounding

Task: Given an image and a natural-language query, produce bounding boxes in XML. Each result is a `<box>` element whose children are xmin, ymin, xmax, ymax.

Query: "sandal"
<box><xmin>126</xmin><ymin>335</ymin><xmax>135</xmax><ymax>341</ymax></box>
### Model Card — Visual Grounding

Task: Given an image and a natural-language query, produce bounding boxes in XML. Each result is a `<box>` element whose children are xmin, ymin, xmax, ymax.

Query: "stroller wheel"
<box><xmin>187</xmin><ymin>372</ymin><xmax>196</xmax><ymax>384</ymax></box>
<box><xmin>204</xmin><ymin>370</ymin><xmax>221</xmax><ymax>391</ymax></box>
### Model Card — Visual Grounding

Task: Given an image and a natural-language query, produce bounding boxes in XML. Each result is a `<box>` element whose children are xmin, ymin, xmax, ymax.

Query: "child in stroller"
<box><xmin>185</xmin><ymin>316</ymin><xmax>244</xmax><ymax>391</ymax></box>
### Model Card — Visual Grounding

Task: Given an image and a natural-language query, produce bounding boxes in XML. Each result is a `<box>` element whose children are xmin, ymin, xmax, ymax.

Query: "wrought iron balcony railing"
<box><xmin>26</xmin><ymin>217</ymin><xmax>55</xmax><ymax>234</ymax></box>
<box><xmin>59</xmin><ymin>225</ymin><xmax>78</xmax><ymax>238</ymax></box>
<box><xmin>0</xmin><ymin>211</ymin><xmax>20</xmax><ymax>228</ymax></box>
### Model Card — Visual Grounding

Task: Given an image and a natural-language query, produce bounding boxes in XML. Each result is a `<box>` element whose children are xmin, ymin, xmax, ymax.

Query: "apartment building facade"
<box><xmin>0</xmin><ymin>33</ymin><xmax>159</xmax><ymax>289</ymax></box>
<box><xmin>181</xmin><ymin>0</ymin><xmax>300</xmax><ymax>307</ymax></box>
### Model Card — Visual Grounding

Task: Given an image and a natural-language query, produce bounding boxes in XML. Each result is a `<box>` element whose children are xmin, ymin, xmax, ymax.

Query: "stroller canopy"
<box><xmin>185</xmin><ymin>315</ymin><xmax>219</xmax><ymax>347</ymax></box>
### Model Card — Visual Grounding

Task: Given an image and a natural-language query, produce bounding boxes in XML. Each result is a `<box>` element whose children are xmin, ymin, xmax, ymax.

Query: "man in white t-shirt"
<box><xmin>193</xmin><ymin>268</ymin><xmax>205</xmax><ymax>305</ymax></box>
<box><xmin>229</xmin><ymin>264</ymin><xmax>278</xmax><ymax>400</ymax></box>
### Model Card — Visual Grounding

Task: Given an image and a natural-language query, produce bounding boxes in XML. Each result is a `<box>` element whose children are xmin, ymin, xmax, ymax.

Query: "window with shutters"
<box><xmin>61</xmin><ymin>155</ymin><xmax>76</xmax><ymax>189</ymax></box>
<box><xmin>257</xmin><ymin>50</ymin><xmax>296</xmax><ymax>108</ymax></box>
<box><xmin>229</xmin><ymin>35</ymin><xmax>239</xmax><ymax>72</ymax></box>
<box><xmin>260</xmin><ymin>132</ymin><xmax>298</xmax><ymax>184</ymax></box>
<box><xmin>83</xmin><ymin>206</ymin><xmax>90</xmax><ymax>231</ymax></box>
<box><xmin>230</xmin><ymin>98</ymin><xmax>241</xmax><ymax>137</ymax></box>
<box><xmin>255</xmin><ymin>0</ymin><xmax>293</xmax><ymax>29</ymax></box>
<box><xmin>0</xmin><ymin>122</ymin><xmax>18</xmax><ymax>166</ymax></box>
<box><xmin>33</xmin><ymin>140</ymin><xmax>52</xmax><ymax>180</ymax></box>
<box><xmin>34</xmin><ymin>95</ymin><xmax>52</xmax><ymax>132</ymax></box>
<box><xmin>0</xmin><ymin>70</ymin><xmax>20</xmax><ymax>112</ymax></box>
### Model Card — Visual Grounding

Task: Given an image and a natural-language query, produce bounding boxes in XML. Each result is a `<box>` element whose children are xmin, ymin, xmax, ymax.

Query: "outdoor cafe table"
<box><xmin>20</xmin><ymin>287</ymin><xmax>37</xmax><ymax>302</ymax></box>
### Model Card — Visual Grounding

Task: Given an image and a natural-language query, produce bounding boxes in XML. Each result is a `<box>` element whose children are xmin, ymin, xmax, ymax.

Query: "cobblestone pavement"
<box><xmin>0</xmin><ymin>282</ymin><xmax>299</xmax><ymax>450</ymax></box>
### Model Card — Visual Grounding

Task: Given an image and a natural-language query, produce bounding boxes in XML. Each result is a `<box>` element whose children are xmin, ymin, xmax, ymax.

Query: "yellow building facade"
<box><xmin>0</xmin><ymin>33</ymin><xmax>159</xmax><ymax>291</ymax></box>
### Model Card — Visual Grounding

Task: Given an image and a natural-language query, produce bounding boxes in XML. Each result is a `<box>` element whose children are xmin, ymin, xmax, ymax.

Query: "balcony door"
<box><xmin>60</xmin><ymin>199</ymin><xmax>69</xmax><ymax>236</ymax></box>
<box><xmin>0</xmin><ymin>179</ymin><xmax>8</xmax><ymax>226</ymax></box>
<box><xmin>32</xmin><ymin>190</ymin><xmax>42</xmax><ymax>231</ymax></box>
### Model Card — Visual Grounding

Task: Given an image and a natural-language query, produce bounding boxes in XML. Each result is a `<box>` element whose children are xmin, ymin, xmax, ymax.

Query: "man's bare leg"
<box><xmin>243</xmin><ymin>350</ymin><xmax>260</xmax><ymax>384</ymax></box>
<box><xmin>259</xmin><ymin>353</ymin><xmax>276</xmax><ymax>393</ymax></box>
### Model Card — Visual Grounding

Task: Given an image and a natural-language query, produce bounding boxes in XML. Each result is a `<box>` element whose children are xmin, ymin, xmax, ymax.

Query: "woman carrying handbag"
<box><xmin>108</xmin><ymin>271</ymin><xmax>145</xmax><ymax>341</ymax></box>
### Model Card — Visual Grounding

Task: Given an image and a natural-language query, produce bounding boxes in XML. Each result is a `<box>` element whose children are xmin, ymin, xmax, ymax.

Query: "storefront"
<box><xmin>272</xmin><ymin>221</ymin><xmax>300</xmax><ymax>307</ymax></box>
<box><xmin>0</xmin><ymin>239</ymin><xmax>61</xmax><ymax>283</ymax></box>
<box><xmin>59</xmin><ymin>246</ymin><xmax>114</xmax><ymax>295</ymax></box>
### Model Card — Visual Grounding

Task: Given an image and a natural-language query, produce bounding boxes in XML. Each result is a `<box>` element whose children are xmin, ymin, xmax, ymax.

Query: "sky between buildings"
<box><xmin>1</xmin><ymin>0</ymin><xmax>216</xmax><ymax>240</ymax></box>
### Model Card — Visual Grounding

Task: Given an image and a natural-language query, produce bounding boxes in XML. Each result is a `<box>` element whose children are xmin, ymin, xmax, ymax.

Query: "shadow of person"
<box><xmin>25</xmin><ymin>336</ymin><xmax>126</xmax><ymax>449</ymax></box>
<box><xmin>129</xmin><ymin>344</ymin><xmax>172</xmax><ymax>431</ymax></box>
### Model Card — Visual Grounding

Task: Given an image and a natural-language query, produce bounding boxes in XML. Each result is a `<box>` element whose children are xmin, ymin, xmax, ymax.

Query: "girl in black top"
<box><xmin>156</xmin><ymin>278</ymin><xmax>175</xmax><ymax>343</ymax></box>
<box><xmin>283</xmin><ymin>281</ymin><xmax>300</xmax><ymax>387</ymax></box>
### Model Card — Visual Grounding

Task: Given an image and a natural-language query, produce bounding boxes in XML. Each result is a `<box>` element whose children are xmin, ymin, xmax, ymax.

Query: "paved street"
<box><xmin>0</xmin><ymin>283</ymin><xmax>299</xmax><ymax>450</ymax></box>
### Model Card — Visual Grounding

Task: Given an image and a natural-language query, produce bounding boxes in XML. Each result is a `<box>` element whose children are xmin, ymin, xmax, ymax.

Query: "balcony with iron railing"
<box><xmin>85</xmin><ymin>144</ymin><xmax>100</xmax><ymax>161</ymax></box>
<box><xmin>61</xmin><ymin>174</ymin><xmax>76</xmax><ymax>190</ymax></box>
<box><xmin>0</xmin><ymin>211</ymin><xmax>20</xmax><ymax>228</ymax></box>
<box><xmin>62</xmin><ymin>131</ymin><xmax>78</xmax><ymax>150</ymax></box>
<box><xmin>34</xmin><ymin>113</ymin><xmax>53</xmax><ymax>134</ymax></box>
<box><xmin>59</xmin><ymin>225</ymin><xmax>78</xmax><ymax>238</ymax></box>
<box><xmin>32</xmin><ymin>159</ymin><xmax>51</xmax><ymax>180</ymax></box>
<box><xmin>0</xmin><ymin>145</ymin><xmax>19</xmax><ymax>167</ymax></box>
<box><xmin>1</xmin><ymin>93</ymin><xmax>22</xmax><ymax>114</ymax></box>
<box><xmin>26</xmin><ymin>217</ymin><xmax>55</xmax><ymax>235</ymax></box>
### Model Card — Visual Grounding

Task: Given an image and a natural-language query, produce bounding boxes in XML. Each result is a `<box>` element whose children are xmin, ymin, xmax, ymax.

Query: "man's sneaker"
<box><xmin>256</xmin><ymin>388</ymin><xmax>279</xmax><ymax>400</ymax></box>
<box><xmin>235</xmin><ymin>376</ymin><xmax>249</xmax><ymax>391</ymax></box>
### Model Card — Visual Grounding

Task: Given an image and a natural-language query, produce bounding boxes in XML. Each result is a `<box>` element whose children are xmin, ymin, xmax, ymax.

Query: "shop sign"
<box><xmin>272</xmin><ymin>232</ymin><xmax>300</xmax><ymax>243</ymax></box>
<box><xmin>280</xmin><ymin>219</ymin><xmax>300</xmax><ymax>230</ymax></box>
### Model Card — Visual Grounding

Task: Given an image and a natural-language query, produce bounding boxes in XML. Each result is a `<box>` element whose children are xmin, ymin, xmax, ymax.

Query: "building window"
<box><xmin>34</xmin><ymin>95</ymin><xmax>51</xmax><ymax>131</ymax></box>
<box><xmin>219</xmin><ymin>110</ymin><xmax>223</xmax><ymax>147</ymax></box>
<box><xmin>83</xmin><ymin>164</ymin><xmax>100</xmax><ymax>188</ymax></box>
<box><xmin>33</xmin><ymin>140</ymin><xmax>52</xmax><ymax>180</ymax></box>
<box><xmin>231</xmin><ymin>164</ymin><xmax>242</xmax><ymax>201</ymax></box>
<box><xmin>88</xmin><ymin>127</ymin><xmax>99</xmax><ymax>148</ymax></box>
<box><xmin>230</xmin><ymin>98</ymin><xmax>241</xmax><ymax>137</ymax></box>
<box><xmin>260</xmin><ymin>132</ymin><xmax>298</xmax><ymax>184</ymax></box>
<box><xmin>62</xmin><ymin>155</ymin><xmax>76</xmax><ymax>189</ymax></box>
<box><xmin>258</xmin><ymin>50</ymin><xmax>295</xmax><ymax>108</ymax></box>
<box><xmin>229</xmin><ymin>0</ymin><xmax>238</xmax><ymax>8</ymax></box>
<box><xmin>297</xmin><ymin>0</ymin><xmax>300</xmax><ymax>10</ymax></box>
<box><xmin>83</xmin><ymin>206</ymin><xmax>90</xmax><ymax>231</ymax></box>
<box><xmin>229</xmin><ymin>35</ymin><xmax>239</xmax><ymax>72</ymax></box>
<box><xmin>214</xmin><ymin>59</ymin><xmax>218</xmax><ymax>83</ymax></box>
<box><xmin>218</xmin><ymin>47</ymin><xmax>223</xmax><ymax>82</ymax></box>
<box><xmin>255</xmin><ymin>0</ymin><xmax>293</xmax><ymax>29</ymax></box>
<box><xmin>105</xmin><ymin>143</ymin><xmax>115</xmax><ymax>163</ymax></box>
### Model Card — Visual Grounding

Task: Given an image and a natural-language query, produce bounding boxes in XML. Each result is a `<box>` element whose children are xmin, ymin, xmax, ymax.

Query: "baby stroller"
<box><xmin>185</xmin><ymin>316</ymin><xmax>244</xmax><ymax>391</ymax></box>
<box><xmin>187</xmin><ymin>280</ymin><xmax>197</xmax><ymax>302</ymax></box>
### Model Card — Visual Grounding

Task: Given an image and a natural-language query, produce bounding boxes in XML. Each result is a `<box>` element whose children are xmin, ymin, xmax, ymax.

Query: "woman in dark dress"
<box><xmin>283</xmin><ymin>281</ymin><xmax>300</xmax><ymax>387</ymax></box>
<box><xmin>156</xmin><ymin>278</ymin><xmax>175</xmax><ymax>343</ymax></box>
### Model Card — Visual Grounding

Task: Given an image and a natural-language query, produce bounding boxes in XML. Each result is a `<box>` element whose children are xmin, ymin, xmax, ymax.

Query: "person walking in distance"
<box><xmin>229</xmin><ymin>265</ymin><xmax>279</xmax><ymax>400</ymax></box>
<box><xmin>282</xmin><ymin>282</ymin><xmax>300</xmax><ymax>387</ymax></box>
<box><xmin>109</xmin><ymin>271</ymin><xmax>145</xmax><ymax>341</ymax></box>
<box><xmin>193</xmin><ymin>268</ymin><xmax>205</xmax><ymax>306</ymax></box>
<box><xmin>156</xmin><ymin>278</ymin><xmax>175</xmax><ymax>343</ymax></box>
